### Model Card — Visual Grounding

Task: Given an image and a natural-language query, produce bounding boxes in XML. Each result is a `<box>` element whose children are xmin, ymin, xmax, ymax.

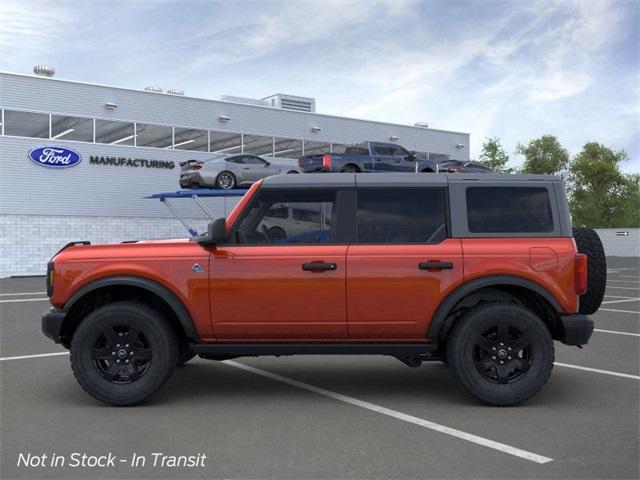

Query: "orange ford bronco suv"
<box><xmin>42</xmin><ymin>173</ymin><xmax>606</xmax><ymax>406</ymax></box>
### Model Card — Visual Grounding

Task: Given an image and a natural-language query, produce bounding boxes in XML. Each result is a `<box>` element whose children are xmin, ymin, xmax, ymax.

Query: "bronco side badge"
<box><xmin>192</xmin><ymin>263</ymin><xmax>204</xmax><ymax>273</ymax></box>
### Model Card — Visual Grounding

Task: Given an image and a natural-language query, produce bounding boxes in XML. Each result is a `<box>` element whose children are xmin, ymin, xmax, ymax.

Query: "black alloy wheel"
<box><xmin>472</xmin><ymin>324</ymin><xmax>532</xmax><ymax>384</ymax></box>
<box><xmin>91</xmin><ymin>325</ymin><xmax>152</xmax><ymax>384</ymax></box>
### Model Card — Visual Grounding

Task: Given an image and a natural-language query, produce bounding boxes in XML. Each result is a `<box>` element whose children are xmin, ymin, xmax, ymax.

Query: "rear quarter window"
<box><xmin>466</xmin><ymin>187</ymin><xmax>554</xmax><ymax>233</ymax></box>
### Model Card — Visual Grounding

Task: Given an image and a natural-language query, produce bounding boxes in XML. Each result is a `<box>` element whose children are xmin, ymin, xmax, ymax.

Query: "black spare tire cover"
<box><xmin>573</xmin><ymin>227</ymin><xmax>607</xmax><ymax>315</ymax></box>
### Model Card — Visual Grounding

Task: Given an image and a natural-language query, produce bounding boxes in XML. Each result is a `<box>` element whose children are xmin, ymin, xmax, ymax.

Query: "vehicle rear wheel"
<box><xmin>446</xmin><ymin>302</ymin><xmax>554</xmax><ymax>406</ymax></box>
<box><xmin>286</xmin><ymin>170</ymin><xmax>299</xmax><ymax>174</ymax></box>
<box><xmin>573</xmin><ymin>227</ymin><xmax>607</xmax><ymax>315</ymax></box>
<box><xmin>215</xmin><ymin>171</ymin><xmax>236</xmax><ymax>189</ymax></box>
<box><xmin>341</xmin><ymin>164</ymin><xmax>359</xmax><ymax>173</ymax></box>
<box><xmin>70</xmin><ymin>301</ymin><xmax>178</xmax><ymax>406</ymax></box>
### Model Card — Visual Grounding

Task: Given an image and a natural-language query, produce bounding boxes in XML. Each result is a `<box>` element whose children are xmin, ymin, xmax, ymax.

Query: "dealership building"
<box><xmin>0</xmin><ymin>69</ymin><xmax>470</xmax><ymax>277</ymax></box>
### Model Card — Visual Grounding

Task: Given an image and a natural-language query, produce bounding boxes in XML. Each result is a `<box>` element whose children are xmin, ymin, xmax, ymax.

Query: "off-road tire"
<box><xmin>70</xmin><ymin>301</ymin><xmax>178</xmax><ymax>406</ymax></box>
<box><xmin>446</xmin><ymin>302</ymin><xmax>554</xmax><ymax>406</ymax></box>
<box><xmin>573</xmin><ymin>227</ymin><xmax>607</xmax><ymax>315</ymax></box>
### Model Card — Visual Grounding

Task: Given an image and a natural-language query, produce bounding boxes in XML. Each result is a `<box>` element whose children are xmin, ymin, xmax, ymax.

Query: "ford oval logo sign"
<box><xmin>28</xmin><ymin>146</ymin><xmax>82</xmax><ymax>168</ymax></box>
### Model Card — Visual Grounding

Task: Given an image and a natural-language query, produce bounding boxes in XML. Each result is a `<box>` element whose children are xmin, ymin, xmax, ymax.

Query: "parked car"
<box><xmin>43</xmin><ymin>173</ymin><xmax>606</xmax><ymax>406</ymax></box>
<box><xmin>262</xmin><ymin>204</ymin><xmax>332</xmax><ymax>242</ymax></box>
<box><xmin>298</xmin><ymin>141</ymin><xmax>438</xmax><ymax>173</ymax></box>
<box><xmin>179</xmin><ymin>154</ymin><xmax>300</xmax><ymax>189</ymax></box>
<box><xmin>438</xmin><ymin>159</ymin><xmax>493</xmax><ymax>173</ymax></box>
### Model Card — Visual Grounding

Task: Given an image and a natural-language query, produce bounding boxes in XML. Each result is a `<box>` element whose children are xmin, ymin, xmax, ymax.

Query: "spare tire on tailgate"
<box><xmin>573</xmin><ymin>227</ymin><xmax>607</xmax><ymax>315</ymax></box>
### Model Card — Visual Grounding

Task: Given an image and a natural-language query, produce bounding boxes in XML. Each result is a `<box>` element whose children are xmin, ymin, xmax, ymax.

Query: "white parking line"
<box><xmin>606</xmin><ymin>285</ymin><xmax>640</xmax><ymax>291</ymax></box>
<box><xmin>617</xmin><ymin>275</ymin><xmax>640</xmax><ymax>279</ymax></box>
<box><xmin>223</xmin><ymin>360</ymin><xmax>553</xmax><ymax>464</ymax></box>
<box><xmin>0</xmin><ymin>352</ymin><xmax>69</xmax><ymax>362</ymax></box>
<box><xmin>594</xmin><ymin>328</ymin><xmax>640</xmax><ymax>337</ymax></box>
<box><xmin>599</xmin><ymin>308</ymin><xmax>640</xmax><ymax>315</ymax></box>
<box><xmin>604</xmin><ymin>295</ymin><xmax>638</xmax><ymax>299</ymax></box>
<box><xmin>607</xmin><ymin>280</ymin><xmax>640</xmax><ymax>285</ymax></box>
<box><xmin>601</xmin><ymin>297</ymin><xmax>640</xmax><ymax>305</ymax></box>
<box><xmin>0</xmin><ymin>297</ymin><xmax>49</xmax><ymax>304</ymax></box>
<box><xmin>0</xmin><ymin>292</ymin><xmax>46</xmax><ymax>296</ymax></box>
<box><xmin>554</xmin><ymin>362</ymin><xmax>640</xmax><ymax>380</ymax></box>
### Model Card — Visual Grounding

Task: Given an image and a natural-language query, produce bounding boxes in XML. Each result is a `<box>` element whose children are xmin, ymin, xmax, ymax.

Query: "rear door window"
<box><xmin>466</xmin><ymin>187</ymin><xmax>553</xmax><ymax>233</ymax></box>
<box><xmin>355</xmin><ymin>189</ymin><xmax>447</xmax><ymax>243</ymax></box>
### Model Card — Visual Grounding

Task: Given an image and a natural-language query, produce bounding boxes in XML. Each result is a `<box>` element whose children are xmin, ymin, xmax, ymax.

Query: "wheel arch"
<box><xmin>61</xmin><ymin>276</ymin><xmax>197</xmax><ymax>347</ymax></box>
<box><xmin>428</xmin><ymin>275</ymin><xmax>563</xmax><ymax>343</ymax></box>
<box><xmin>341</xmin><ymin>163</ymin><xmax>361</xmax><ymax>172</ymax></box>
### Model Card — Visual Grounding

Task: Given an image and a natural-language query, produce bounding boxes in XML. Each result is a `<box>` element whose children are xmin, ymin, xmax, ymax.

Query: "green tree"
<box><xmin>517</xmin><ymin>135</ymin><xmax>569</xmax><ymax>175</ymax></box>
<box><xmin>568</xmin><ymin>142</ymin><xmax>638</xmax><ymax>228</ymax></box>
<box><xmin>479</xmin><ymin>137</ymin><xmax>513</xmax><ymax>173</ymax></box>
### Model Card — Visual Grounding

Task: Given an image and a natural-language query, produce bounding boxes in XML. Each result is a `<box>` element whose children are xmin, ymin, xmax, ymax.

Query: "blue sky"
<box><xmin>1</xmin><ymin>0</ymin><xmax>638</xmax><ymax>171</ymax></box>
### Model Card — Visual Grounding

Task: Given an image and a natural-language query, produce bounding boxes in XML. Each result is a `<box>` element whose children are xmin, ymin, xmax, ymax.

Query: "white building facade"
<box><xmin>0</xmin><ymin>72</ymin><xmax>470</xmax><ymax>277</ymax></box>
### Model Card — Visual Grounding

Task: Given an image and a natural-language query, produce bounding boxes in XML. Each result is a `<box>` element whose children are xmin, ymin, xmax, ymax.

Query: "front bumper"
<box><xmin>558</xmin><ymin>314</ymin><xmax>593</xmax><ymax>346</ymax></box>
<box><xmin>42</xmin><ymin>308</ymin><xmax>67</xmax><ymax>344</ymax></box>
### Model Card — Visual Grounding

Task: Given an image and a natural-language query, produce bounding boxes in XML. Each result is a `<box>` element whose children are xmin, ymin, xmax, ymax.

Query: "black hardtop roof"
<box><xmin>261</xmin><ymin>173</ymin><xmax>562</xmax><ymax>189</ymax></box>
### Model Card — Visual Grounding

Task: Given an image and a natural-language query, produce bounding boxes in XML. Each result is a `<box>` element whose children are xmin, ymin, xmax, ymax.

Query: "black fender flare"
<box><xmin>65</xmin><ymin>276</ymin><xmax>197</xmax><ymax>339</ymax></box>
<box><xmin>427</xmin><ymin>275</ymin><xmax>563</xmax><ymax>341</ymax></box>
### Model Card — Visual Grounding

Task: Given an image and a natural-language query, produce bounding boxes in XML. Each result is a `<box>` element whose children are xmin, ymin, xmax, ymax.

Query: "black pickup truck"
<box><xmin>298</xmin><ymin>141</ymin><xmax>438</xmax><ymax>173</ymax></box>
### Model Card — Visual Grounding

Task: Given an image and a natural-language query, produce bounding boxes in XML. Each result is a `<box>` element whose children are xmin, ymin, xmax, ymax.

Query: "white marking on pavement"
<box><xmin>607</xmin><ymin>280</ymin><xmax>640</xmax><ymax>284</ymax></box>
<box><xmin>601</xmin><ymin>297</ymin><xmax>640</xmax><ymax>305</ymax></box>
<box><xmin>617</xmin><ymin>275</ymin><xmax>640</xmax><ymax>279</ymax></box>
<box><xmin>604</xmin><ymin>295</ymin><xmax>637</xmax><ymax>299</ymax></box>
<box><xmin>223</xmin><ymin>360</ymin><xmax>554</xmax><ymax>464</ymax></box>
<box><xmin>554</xmin><ymin>362</ymin><xmax>640</xmax><ymax>380</ymax></box>
<box><xmin>0</xmin><ymin>297</ymin><xmax>49</xmax><ymax>304</ymax></box>
<box><xmin>594</xmin><ymin>328</ymin><xmax>640</xmax><ymax>337</ymax></box>
<box><xmin>0</xmin><ymin>352</ymin><xmax>69</xmax><ymax>362</ymax></box>
<box><xmin>599</xmin><ymin>308</ymin><xmax>640</xmax><ymax>315</ymax></box>
<box><xmin>0</xmin><ymin>292</ymin><xmax>46</xmax><ymax>296</ymax></box>
<box><xmin>606</xmin><ymin>286</ymin><xmax>640</xmax><ymax>291</ymax></box>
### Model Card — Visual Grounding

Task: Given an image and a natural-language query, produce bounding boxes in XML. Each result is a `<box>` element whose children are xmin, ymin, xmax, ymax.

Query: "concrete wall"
<box><xmin>594</xmin><ymin>229</ymin><xmax>640</xmax><ymax>257</ymax></box>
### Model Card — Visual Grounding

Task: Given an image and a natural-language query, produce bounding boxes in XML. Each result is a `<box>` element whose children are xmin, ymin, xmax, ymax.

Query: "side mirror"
<box><xmin>407</xmin><ymin>151</ymin><xmax>417</xmax><ymax>161</ymax></box>
<box><xmin>193</xmin><ymin>218</ymin><xmax>227</xmax><ymax>246</ymax></box>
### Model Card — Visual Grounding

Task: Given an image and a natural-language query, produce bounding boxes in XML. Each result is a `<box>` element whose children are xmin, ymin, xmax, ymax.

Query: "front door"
<box><xmin>346</xmin><ymin>187</ymin><xmax>464</xmax><ymax>339</ymax></box>
<box><xmin>210</xmin><ymin>188</ymin><xmax>348</xmax><ymax>340</ymax></box>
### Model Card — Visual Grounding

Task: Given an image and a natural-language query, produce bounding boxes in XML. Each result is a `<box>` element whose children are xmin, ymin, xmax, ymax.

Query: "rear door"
<box><xmin>346</xmin><ymin>187</ymin><xmax>464</xmax><ymax>339</ymax></box>
<box><xmin>210</xmin><ymin>188</ymin><xmax>349</xmax><ymax>340</ymax></box>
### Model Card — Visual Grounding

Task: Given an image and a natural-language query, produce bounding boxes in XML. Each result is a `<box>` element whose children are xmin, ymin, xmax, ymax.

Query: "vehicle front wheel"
<box><xmin>70</xmin><ymin>301</ymin><xmax>178</xmax><ymax>406</ymax></box>
<box><xmin>341</xmin><ymin>164</ymin><xmax>359</xmax><ymax>173</ymax></box>
<box><xmin>446</xmin><ymin>302</ymin><xmax>554</xmax><ymax>406</ymax></box>
<box><xmin>215</xmin><ymin>171</ymin><xmax>236</xmax><ymax>189</ymax></box>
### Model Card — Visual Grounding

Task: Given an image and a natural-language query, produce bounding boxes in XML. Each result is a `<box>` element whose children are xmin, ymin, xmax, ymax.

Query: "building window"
<box><xmin>466</xmin><ymin>187</ymin><xmax>553</xmax><ymax>233</ymax></box>
<box><xmin>243</xmin><ymin>134</ymin><xmax>274</xmax><ymax>156</ymax></box>
<box><xmin>51</xmin><ymin>114</ymin><xmax>93</xmax><ymax>142</ymax></box>
<box><xmin>95</xmin><ymin>119</ymin><xmax>135</xmax><ymax>145</ymax></box>
<box><xmin>210</xmin><ymin>131</ymin><xmax>243</xmax><ymax>154</ymax></box>
<box><xmin>273</xmin><ymin>137</ymin><xmax>303</xmax><ymax>159</ymax></box>
<box><xmin>303</xmin><ymin>141</ymin><xmax>331</xmax><ymax>155</ymax></box>
<box><xmin>3</xmin><ymin>110</ymin><xmax>49</xmax><ymax>138</ymax></box>
<box><xmin>356</xmin><ymin>189</ymin><xmax>447</xmax><ymax>243</ymax></box>
<box><xmin>173</xmin><ymin>127</ymin><xmax>208</xmax><ymax>151</ymax></box>
<box><xmin>135</xmin><ymin>123</ymin><xmax>173</xmax><ymax>148</ymax></box>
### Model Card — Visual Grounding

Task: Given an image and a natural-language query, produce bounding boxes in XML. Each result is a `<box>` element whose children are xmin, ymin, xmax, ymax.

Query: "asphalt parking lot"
<box><xmin>1</xmin><ymin>257</ymin><xmax>638</xmax><ymax>480</ymax></box>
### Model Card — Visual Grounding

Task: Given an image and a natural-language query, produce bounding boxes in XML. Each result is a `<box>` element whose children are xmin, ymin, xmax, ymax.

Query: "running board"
<box><xmin>191</xmin><ymin>342</ymin><xmax>439</xmax><ymax>358</ymax></box>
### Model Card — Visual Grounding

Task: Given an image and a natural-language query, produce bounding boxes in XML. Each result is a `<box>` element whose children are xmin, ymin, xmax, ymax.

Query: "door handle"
<box><xmin>418</xmin><ymin>261</ymin><xmax>453</xmax><ymax>271</ymax></box>
<box><xmin>302</xmin><ymin>262</ymin><xmax>337</xmax><ymax>272</ymax></box>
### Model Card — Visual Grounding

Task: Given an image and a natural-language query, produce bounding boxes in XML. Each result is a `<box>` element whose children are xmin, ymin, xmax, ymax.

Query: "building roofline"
<box><xmin>0</xmin><ymin>71</ymin><xmax>470</xmax><ymax>137</ymax></box>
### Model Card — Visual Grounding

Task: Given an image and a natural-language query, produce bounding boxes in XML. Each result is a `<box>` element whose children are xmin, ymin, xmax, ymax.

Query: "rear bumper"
<box><xmin>558</xmin><ymin>314</ymin><xmax>593</xmax><ymax>346</ymax></box>
<box><xmin>42</xmin><ymin>308</ymin><xmax>67</xmax><ymax>344</ymax></box>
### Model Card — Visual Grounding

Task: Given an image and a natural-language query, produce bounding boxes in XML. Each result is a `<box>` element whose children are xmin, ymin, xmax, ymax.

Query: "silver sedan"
<box><xmin>179</xmin><ymin>154</ymin><xmax>301</xmax><ymax>189</ymax></box>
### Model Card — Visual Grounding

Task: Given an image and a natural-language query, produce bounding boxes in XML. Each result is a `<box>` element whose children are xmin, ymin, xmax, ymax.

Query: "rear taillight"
<box><xmin>575</xmin><ymin>253</ymin><xmax>588</xmax><ymax>295</ymax></box>
<box><xmin>322</xmin><ymin>154</ymin><xmax>332</xmax><ymax>172</ymax></box>
<box><xmin>46</xmin><ymin>261</ymin><xmax>55</xmax><ymax>297</ymax></box>
<box><xmin>297</xmin><ymin>159</ymin><xmax>302</xmax><ymax>167</ymax></box>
